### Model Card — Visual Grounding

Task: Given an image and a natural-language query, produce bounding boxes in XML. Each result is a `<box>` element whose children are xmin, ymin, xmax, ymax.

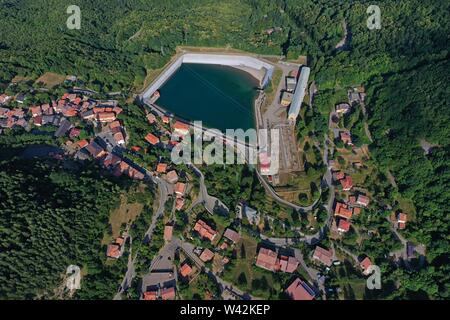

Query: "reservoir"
<box><xmin>157</xmin><ymin>63</ymin><xmax>260</xmax><ymax>132</ymax></box>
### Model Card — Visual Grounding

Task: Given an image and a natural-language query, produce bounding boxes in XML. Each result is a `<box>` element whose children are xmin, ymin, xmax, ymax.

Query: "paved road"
<box><xmin>144</xmin><ymin>177</ymin><xmax>170</xmax><ymax>241</ymax></box>
<box><xmin>114</xmin><ymin>235</ymin><xmax>136</xmax><ymax>300</ymax></box>
<box><xmin>188</xmin><ymin>164</ymin><xmax>229</xmax><ymax>215</ymax></box>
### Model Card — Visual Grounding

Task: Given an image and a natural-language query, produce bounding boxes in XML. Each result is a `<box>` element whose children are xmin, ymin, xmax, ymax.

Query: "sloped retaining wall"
<box><xmin>141</xmin><ymin>53</ymin><xmax>275</xmax><ymax>101</ymax></box>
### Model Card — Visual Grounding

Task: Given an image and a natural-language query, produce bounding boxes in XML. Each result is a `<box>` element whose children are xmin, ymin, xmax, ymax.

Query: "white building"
<box><xmin>288</xmin><ymin>66</ymin><xmax>311</xmax><ymax>123</ymax></box>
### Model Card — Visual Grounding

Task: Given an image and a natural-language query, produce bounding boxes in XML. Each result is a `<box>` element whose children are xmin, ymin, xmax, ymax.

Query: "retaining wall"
<box><xmin>141</xmin><ymin>53</ymin><xmax>275</xmax><ymax>100</ymax></box>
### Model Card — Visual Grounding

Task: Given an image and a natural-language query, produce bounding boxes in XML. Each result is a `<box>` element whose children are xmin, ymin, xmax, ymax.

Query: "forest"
<box><xmin>0</xmin><ymin>154</ymin><xmax>131</xmax><ymax>299</ymax></box>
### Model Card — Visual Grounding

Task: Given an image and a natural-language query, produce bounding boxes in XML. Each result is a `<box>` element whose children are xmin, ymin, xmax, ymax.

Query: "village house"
<box><xmin>160</xmin><ymin>287</ymin><xmax>176</xmax><ymax>300</ymax></box>
<box><xmin>147</xmin><ymin>113</ymin><xmax>157</xmax><ymax>124</ymax></box>
<box><xmin>106</xmin><ymin>237</ymin><xmax>125</xmax><ymax>259</ymax></box>
<box><xmin>179</xmin><ymin>263</ymin><xmax>193</xmax><ymax>278</ymax></box>
<box><xmin>193</xmin><ymin>220</ymin><xmax>217</xmax><ymax>242</ymax></box>
<box><xmin>96</xmin><ymin>112</ymin><xmax>116</xmax><ymax>123</ymax></box>
<box><xmin>173</xmin><ymin>121</ymin><xmax>190</xmax><ymax>137</ymax></box>
<box><xmin>312</xmin><ymin>246</ymin><xmax>333</xmax><ymax>267</ymax></box>
<box><xmin>337</xmin><ymin>219</ymin><xmax>351</xmax><ymax>233</ymax></box>
<box><xmin>199</xmin><ymin>248</ymin><xmax>215</xmax><ymax>262</ymax></box>
<box><xmin>360</xmin><ymin>257</ymin><xmax>373</xmax><ymax>275</ymax></box>
<box><xmin>332</xmin><ymin>170</ymin><xmax>345</xmax><ymax>182</ymax></box>
<box><xmin>174</xmin><ymin>182</ymin><xmax>186</xmax><ymax>198</ymax></box>
<box><xmin>175</xmin><ymin>197</ymin><xmax>185</xmax><ymax>211</ymax></box>
<box><xmin>285</xmin><ymin>278</ymin><xmax>316</xmax><ymax>300</ymax></box>
<box><xmin>156</xmin><ymin>163</ymin><xmax>168</xmax><ymax>174</ymax></box>
<box><xmin>278</xmin><ymin>255</ymin><xmax>299</xmax><ymax>273</ymax></box>
<box><xmin>223</xmin><ymin>228</ymin><xmax>241</xmax><ymax>244</ymax></box>
<box><xmin>335</xmin><ymin>103</ymin><xmax>351</xmax><ymax>114</ymax></box>
<box><xmin>145</xmin><ymin>132</ymin><xmax>160</xmax><ymax>145</ymax></box>
<box><xmin>255</xmin><ymin>247</ymin><xmax>298</xmax><ymax>273</ymax></box>
<box><xmin>114</xmin><ymin>161</ymin><xmax>130</xmax><ymax>177</ymax></box>
<box><xmin>69</xmin><ymin>127</ymin><xmax>81</xmax><ymax>139</ymax></box>
<box><xmin>162</xmin><ymin>115</ymin><xmax>170</xmax><ymax>124</ymax></box>
<box><xmin>127</xmin><ymin>166</ymin><xmax>145</xmax><ymax>180</ymax></box>
<box><xmin>164</xmin><ymin>224</ymin><xmax>173</xmax><ymax>242</ymax></box>
<box><xmin>340</xmin><ymin>175</ymin><xmax>353</xmax><ymax>191</ymax></box>
<box><xmin>334</xmin><ymin>202</ymin><xmax>353</xmax><ymax>219</ymax></box>
<box><xmin>103</xmin><ymin>153</ymin><xmax>121</xmax><ymax>168</ymax></box>
<box><xmin>356</xmin><ymin>194</ymin><xmax>370</xmax><ymax>207</ymax></box>
<box><xmin>397</xmin><ymin>213</ymin><xmax>408</xmax><ymax>230</ymax></box>
<box><xmin>143</xmin><ymin>290</ymin><xmax>158</xmax><ymax>300</ymax></box>
<box><xmin>85</xmin><ymin>140</ymin><xmax>106</xmax><ymax>159</ymax></box>
<box><xmin>0</xmin><ymin>94</ymin><xmax>11</xmax><ymax>105</ymax></box>
<box><xmin>165</xmin><ymin>170</ymin><xmax>179</xmax><ymax>184</ymax></box>
<box><xmin>340</xmin><ymin>131</ymin><xmax>353</xmax><ymax>145</ymax></box>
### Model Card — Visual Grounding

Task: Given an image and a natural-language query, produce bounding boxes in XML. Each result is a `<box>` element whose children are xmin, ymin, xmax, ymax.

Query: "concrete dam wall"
<box><xmin>141</xmin><ymin>53</ymin><xmax>275</xmax><ymax>101</ymax></box>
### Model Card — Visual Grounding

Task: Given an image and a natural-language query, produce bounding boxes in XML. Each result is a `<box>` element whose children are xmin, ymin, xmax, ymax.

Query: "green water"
<box><xmin>157</xmin><ymin>63</ymin><xmax>259</xmax><ymax>132</ymax></box>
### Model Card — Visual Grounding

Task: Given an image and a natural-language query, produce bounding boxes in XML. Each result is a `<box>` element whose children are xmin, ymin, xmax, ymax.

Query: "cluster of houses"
<box><xmin>0</xmin><ymin>93</ymin><xmax>27</xmax><ymax>132</ymax></box>
<box><xmin>143</xmin><ymin>286</ymin><xmax>176</xmax><ymax>300</ymax></box>
<box><xmin>144</xmin><ymin>117</ymin><xmax>191</xmax><ymax>150</ymax></box>
<box><xmin>332</xmin><ymin>169</ymin><xmax>370</xmax><ymax>234</ymax></box>
<box><xmin>191</xmin><ymin>219</ymin><xmax>241</xmax><ymax>268</ymax></box>
<box><xmin>255</xmin><ymin>247</ymin><xmax>299</xmax><ymax>274</ymax></box>
<box><xmin>156</xmin><ymin>163</ymin><xmax>187</xmax><ymax>211</ymax></box>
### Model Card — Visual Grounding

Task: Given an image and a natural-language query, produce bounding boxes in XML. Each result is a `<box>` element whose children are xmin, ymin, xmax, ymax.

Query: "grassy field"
<box><xmin>35</xmin><ymin>72</ymin><xmax>66</xmax><ymax>88</ymax></box>
<box><xmin>102</xmin><ymin>194</ymin><xmax>144</xmax><ymax>244</ymax></box>
<box><xmin>222</xmin><ymin>234</ymin><xmax>285</xmax><ymax>299</ymax></box>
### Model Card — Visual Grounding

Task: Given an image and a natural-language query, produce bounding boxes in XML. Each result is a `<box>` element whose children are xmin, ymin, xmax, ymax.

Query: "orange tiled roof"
<box><xmin>180</xmin><ymin>263</ymin><xmax>193</xmax><ymax>278</ymax></box>
<box><xmin>145</xmin><ymin>133</ymin><xmax>160</xmax><ymax>145</ymax></box>
<box><xmin>199</xmin><ymin>248</ymin><xmax>215</xmax><ymax>262</ymax></box>
<box><xmin>156</xmin><ymin>163</ymin><xmax>167</xmax><ymax>173</ymax></box>
<box><xmin>285</xmin><ymin>278</ymin><xmax>315</xmax><ymax>300</ymax></box>
<box><xmin>337</xmin><ymin>219</ymin><xmax>351</xmax><ymax>232</ymax></box>
<box><xmin>313</xmin><ymin>246</ymin><xmax>333</xmax><ymax>266</ymax></box>
<box><xmin>256</xmin><ymin>247</ymin><xmax>278</xmax><ymax>271</ymax></box>
<box><xmin>194</xmin><ymin>220</ymin><xmax>217</xmax><ymax>242</ymax></box>
<box><xmin>340</xmin><ymin>175</ymin><xmax>353</xmax><ymax>190</ymax></box>
<box><xmin>334</xmin><ymin>202</ymin><xmax>353</xmax><ymax>219</ymax></box>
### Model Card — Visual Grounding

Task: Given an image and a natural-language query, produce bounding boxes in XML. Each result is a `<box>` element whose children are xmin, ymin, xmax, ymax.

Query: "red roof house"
<box><xmin>360</xmin><ymin>257</ymin><xmax>373</xmax><ymax>275</ymax></box>
<box><xmin>340</xmin><ymin>175</ymin><xmax>353</xmax><ymax>191</ymax></box>
<box><xmin>255</xmin><ymin>248</ymin><xmax>278</xmax><ymax>272</ymax></box>
<box><xmin>356</xmin><ymin>195</ymin><xmax>370</xmax><ymax>207</ymax></box>
<box><xmin>285</xmin><ymin>278</ymin><xmax>316</xmax><ymax>300</ymax></box>
<box><xmin>180</xmin><ymin>263</ymin><xmax>193</xmax><ymax>278</ymax></box>
<box><xmin>194</xmin><ymin>220</ymin><xmax>217</xmax><ymax>242</ymax></box>
<box><xmin>334</xmin><ymin>202</ymin><xmax>353</xmax><ymax>219</ymax></box>
<box><xmin>143</xmin><ymin>291</ymin><xmax>158</xmax><ymax>300</ymax></box>
<box><xmin>223</xmin><ymin>228</ymin><xmax>241</xmax><ymax>244</ymax></box>
<box><xmin>199</xmin><ymin>248</ymin><xmax>215</xmax><ymax>262</ymax></box>
<box><xmin>174</xmin><ymin>182</ymin><xmax>186</xmax><ymax>197</ymax></box>
<box><xmin>145</xmin><ymin>133</ymin><xmax>160</xmax><ymax>145</ymax></box>
<box><xmin>337</xmin><ymin>219</ymin><xmax>351</xmax><ymax>233</ymax></box>
<box><xmin>312</xmin><ymin>246</ymin><xmax>333</xmax><ymax>266</ymax></box>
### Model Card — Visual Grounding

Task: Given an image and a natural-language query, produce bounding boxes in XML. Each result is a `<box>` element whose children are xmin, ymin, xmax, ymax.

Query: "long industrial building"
<box><xmin>288</xmin><ymin>66</ymin><xmax>311</xmax><ymax>123</ymax></box>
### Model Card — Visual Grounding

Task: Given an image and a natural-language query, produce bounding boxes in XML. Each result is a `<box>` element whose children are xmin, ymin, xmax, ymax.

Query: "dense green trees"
<box><xmin>0</xmin><ymin>155</ymin><xmax>132</xmax><ymax>299</ymax></box>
